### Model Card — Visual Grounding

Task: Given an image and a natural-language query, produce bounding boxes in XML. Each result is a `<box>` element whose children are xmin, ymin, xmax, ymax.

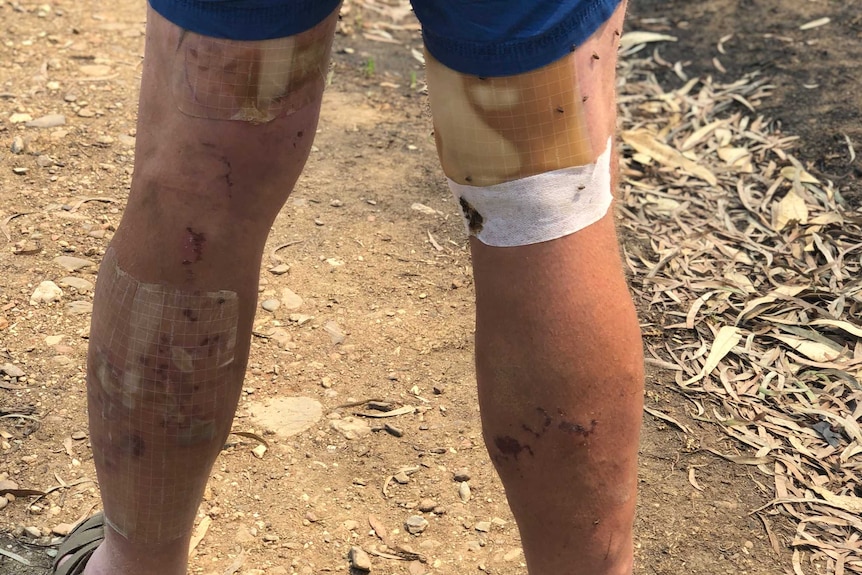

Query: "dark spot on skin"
<box><xmin>556</xmin><ymin>106</ymin><xmax>565</xmax><ymax>114</ymax></box>
<box><xmin>570</xmin><ymin>44</ymin><xmax>577</xmax><ymax>53</ymax></box>
<box><xmin>297</xmin><ymin>130</ymin><xmax>304</xmax><ymax>138</ymax></box>
<box><xmin>614</xmin><ymin>29</ymin><xmax>621</xmax><ymax>37</ymax></box>
<box><xmin>494</xmin><ymin>435</ymin><xmax>533</xmax><ymax>459</ymax></box>
<box><xmin>464</xmin><ymin>175</ymin><xmax>472</xmax><ymax>183</ymax></box>
<box><xmin>592</xmin><ymin>52</ymin><xmax>600</xmax><ymax>60</ymax></box>
<box><xmin>193</xmin><ymin>385</ymin><xmax>200</xmax><ymax>391</ymax></box>
<box><xmin>538</xmin><ymin>407</ymin><xmax>552</xmax><ymax>429</ymax></box>
<box><xmin>182</xmin><ymin>308</ymin><xmax>198</xmax><ymax>322</ymax></box>
<box><xmin>523</xmin><ymin>407</ymin><xmax>554</xmax><ymax>438</ymax></box>
<box><xmin>578</xmin><ymin>184</ymin><xmax>586</xmax><ymax>190</ymax></box>
<box><xmin>217</xmin><ymin>297</ymin><xmax>226</xmax><ymax>305</ymax></box>
<box><xmin>126</xmin><ymin>434</ymin><xmax>145</xmax><ymax>458</ymax></box>
<box><xmin>185</xmin><ymin>227</ymin><xmax>206</xmax><ymax>263</ymax></box>
<box><xmin>583</xmin><ymin>95</ymin><xmax>589</xmax><ymax>103</ymax></box>
<box><xmin>558</xmin><ymin>419</ymin><xmax>598</xmax><ymax>438</ymax></box>
<box><xmin>221</xmin><ymin>157</ymin><xmax>234</xmax><ymax>194</ymax></box>
<box><xmin>212</xmin><ymin>334</ymin><xmax>221</xmax><ymax>342</ymax></box>
<box><xmin>477</xmin><ymin>77</ymin><xmax>488</xmax><ymax>81</ymax></box>
<box><xmin>458</xmin><ymin>197</ymin><xmax>484</xmax><ymax>235</ymax></box>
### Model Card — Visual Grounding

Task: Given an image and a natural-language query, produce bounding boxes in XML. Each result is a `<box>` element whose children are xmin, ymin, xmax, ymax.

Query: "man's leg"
<box><xmin>420</xmin><ymin>2</ymin><xmax>643</xmax><ymax>573</ymax></box>
<box><xmin>76</xmin><ymin>4</ymin><xmax>338</xmax><ymax>575</ymax></box>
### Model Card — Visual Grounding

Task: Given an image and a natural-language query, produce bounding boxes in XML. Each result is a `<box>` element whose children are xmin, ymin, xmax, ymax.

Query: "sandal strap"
<box><xmin>53</xmin><ymin>538</ymin><xmax>102</xmax><ymax>575</ymax></box>
<box><xmin>52</xmin><ymin>512</ymin><xmax>105</xmax><ymax>575</ymax></box>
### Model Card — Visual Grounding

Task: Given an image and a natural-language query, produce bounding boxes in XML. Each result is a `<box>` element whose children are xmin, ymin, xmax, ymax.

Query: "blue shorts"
<box><xmin>148</xmin><ymin>0</ymin><xmax>622</xmax><ymax>76</ymax></box>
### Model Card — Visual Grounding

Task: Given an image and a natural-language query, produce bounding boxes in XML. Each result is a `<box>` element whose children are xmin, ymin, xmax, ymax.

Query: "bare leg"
<box><xmin>78</xmin><ymin>8</ymin><xmax>337</xmax><ymax>575</ymax></box>
<box><xmin>426</xmin><ymin>3</ymin><xmax>643</xmax><ymax>574</ymax></box>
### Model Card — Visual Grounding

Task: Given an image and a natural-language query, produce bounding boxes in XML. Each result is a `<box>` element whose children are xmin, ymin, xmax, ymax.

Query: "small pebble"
<box><xmin>252</xmin><ymin>444</ymin><xmax>267</xmax><ymax>459</ymax></box>
<box><xmin>418</xmin><ymin>499</ymin><xmax>437</xmax><ymax>513</ymax></box>
<box><xmin>30</xmin><ymin>281</ymin><xmax>63</xmax><ymax>304</ymax></box>
<box><xmin>0</xmin><ymin>364</ymin><xmax>25</xmax><ymax>378</ymax></box>
<box><xmin>11</xmin><ymin>136</ymin><xmax>24</xmax><ymax>154</ymax></box>
<box><xmin>66</xmin><ymin>301</ymin><xmax>93</xmax><ymax>315</ymax></box>
<box><xmin>405</xmin><ymin>515</ymin><xmax>428</xmax><ymax>535</ymax></box>
<box><xmin>261</xmin><ymin>299</ymin><xmax>280</xmax><ymax>312</ymax></box>
<box><xmin>269</xmin><ymin>263</ymin><xmax>290</xmax><ymax>275</ymax></box>
<box><xmin>52</xmin><ymin>523</ymin><xmax>73</xmax><ymax>536</ymax></box>
<box><xmin>475</xmin><ymin>521</ymin><xmax>491</xmax><ymax>533</ymax></box>
<box><xmin>54</xmin><ymin>256</ymin><xmax>95</xmax><ymax>272</ymax></box>
<box><xmin>59</xmin><ymin>277</ymin><xmax>94</xmax><ymax>292</ymax></box>
<box><xmin>349</xmin><ymin>546</ymin><xmax>372</xmax><ymax>571</ymax></box>
<box><xmin>453</xmin><ymin>469</ymin><xmax>471</xmax><ymax>482</ymax></box>
<box><xmin>393</xmin><ymin>472</ymin><xmax>410</xmax><ymax>485</ymax></box>
<box><xmin>24</xmin><ymin>525</ymin><xmax>42</xmax><ymax>538</ymax></box>
<box><xmin>280</xmin><ymin>288</ymin><xmax>303</xmax><ymax>310</ymax></box>
<box><xmin>458</xmin><ymin>481</ymin><xmax>471</xmax><ymax>503</ymax></box>
<box><xmin>26</xmin><ymin>114</ymin><xmax>66</xmax><ymax>128</ymax></box>
<box><xmin>503</xmin><ymin>548</ymin><xmax>522</xmax><ymax>562</ymax></box>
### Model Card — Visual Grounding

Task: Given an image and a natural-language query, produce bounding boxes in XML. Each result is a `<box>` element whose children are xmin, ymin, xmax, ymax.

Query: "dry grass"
<box><xmin>619</xmin><ymin>37</ymin><xmax>862</xmax><ymax>575</ymax></box>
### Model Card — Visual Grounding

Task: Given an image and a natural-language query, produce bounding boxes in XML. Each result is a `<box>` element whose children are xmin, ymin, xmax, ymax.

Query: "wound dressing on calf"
<box><xmin>449</xmin><ymin>137</ymin><xmax>613</xmax><ymax>246</ymax></box>
<box><xmin>89</xmin><ymin>249</ymin><xmax>239</xmax><ymax>542</ymax></box>
<box><xmin>172</xmin><ymin>17</ymin><xmax>336</xmax><ymax>123</ymax></box>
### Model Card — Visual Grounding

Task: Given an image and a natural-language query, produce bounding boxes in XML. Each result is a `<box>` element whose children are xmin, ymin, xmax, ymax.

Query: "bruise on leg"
<box><xmin>88</xmin><ymin>248</ymin><xmax>240</xmax><ymax>542</ymax></box>
<box><xmin>171</xmin><ymin>8</ymin><xmax>338</xmax><ymax>123</ymax></box>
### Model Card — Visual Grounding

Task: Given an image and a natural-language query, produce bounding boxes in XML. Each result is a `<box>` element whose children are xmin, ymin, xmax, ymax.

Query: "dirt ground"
<box><xmin>1</xmin><ymin>1</ymin><xmax>859</xmax><ymax>575</ymax></box>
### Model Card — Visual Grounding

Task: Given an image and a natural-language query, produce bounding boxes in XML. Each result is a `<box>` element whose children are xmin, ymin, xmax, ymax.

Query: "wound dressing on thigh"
<box><xmin>426</xmin><ymin>51</ymin><xmax>615</xmax><ymax>246</ymax></box>
<box><xmin>89</xmin><ymin>248</ymin><xmax>240</xmax><ymax>542</ymax></box>
<box><xmin>449</xmin><ymin>138</ymin><xmax>612</xmax><ymax>247</ymax></box>
<box><xmin>171</xmin><ymin>16</ymin><xmax>336</xmax><ymax>123</ymax></box>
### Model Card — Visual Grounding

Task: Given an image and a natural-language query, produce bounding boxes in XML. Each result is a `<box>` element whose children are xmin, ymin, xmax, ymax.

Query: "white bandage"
<box><xmin>448</xmin><ymin>137</ymin><xmax>613</xmax><ymax>247</ymax></box>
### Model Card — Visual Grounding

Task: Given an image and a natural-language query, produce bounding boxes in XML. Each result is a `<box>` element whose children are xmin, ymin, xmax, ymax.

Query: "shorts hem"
<box><xmin>421</xmin><ymin>0</ymin><xmax>622</xmax><ymax>76</ymax></box>
<box><xmin>148</xmin><ymin>0</ymin><xmax>341</xmax><ymax>40</ymax></box>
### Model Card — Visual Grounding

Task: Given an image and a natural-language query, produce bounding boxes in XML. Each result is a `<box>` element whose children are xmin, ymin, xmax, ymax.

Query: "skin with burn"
<box><xmin>427</xmin><ymin>4</ymin><xmax>643</xmax><ymax>575</ymax></box>
<box><xmin>73</xmin><ymin>3</ymin><xmax>641</xmax><ymax>575</ymax></box>
<box><xmin>88</xmin><ymin>250</ymin><xmax>240</xmax><ymax>542</ymax></box>
<box><xmin>76</xmin><ymin>10</ymin><xmax>341</xmax><ymax>572</ymax></box>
